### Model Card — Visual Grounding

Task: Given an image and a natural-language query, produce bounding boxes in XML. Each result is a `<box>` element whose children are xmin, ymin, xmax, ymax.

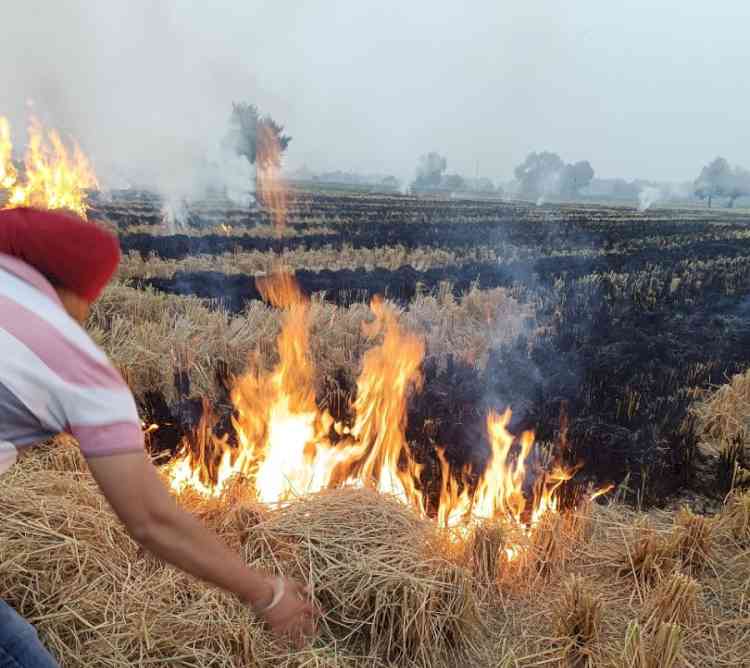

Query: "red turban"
<box><xmin>0</xmin><ymin>207</ymin><xmax>120</xmax><ymax>303</ymax></box>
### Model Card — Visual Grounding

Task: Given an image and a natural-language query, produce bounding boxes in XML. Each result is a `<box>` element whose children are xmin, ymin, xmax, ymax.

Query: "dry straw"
<box><xmin>669</xmin><ymin>508</ymin><xmax>714</xmax><ymax>575</ymax></box>
<box><xmin>640</xmin><ymin>572</ymin><xmax>699</xmax><ymax>632</ymax></box>
<box><xmin>720</xmin><ymin>489</ymin><xmax>750</xmax><ymax>544</ymax></box>
<box><xmin>90</xmin><ymin>281</ymin><xmax>532</xmax><ymax>403</ymax></box>
<box><xmin>621</xmin><ymin>621</ymin><xmax>682</xmax><ymax>668</ymax></box>
<box><xmin>552</xmin><ymin>575</ymin><xmax>602</xmax><ymax>668</ymax></box>
<box><xmin>610</xmin><ymin>518</ymin><xmax>676</xmax><ymax>584</ymax></box>
<box><xmin>0</xmin><ymin>444</ymin><xmax>486</xmax><ymax>668</ymax></box>
<box><xmin>5</xmin><ymin>442</ymin><xmax>750</xmax><ymax>666</ymax></box>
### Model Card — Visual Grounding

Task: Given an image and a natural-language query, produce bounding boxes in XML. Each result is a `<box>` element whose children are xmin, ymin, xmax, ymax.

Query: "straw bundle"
<box><xmin>669</xmin><ymin>508</ymin><xmax>714</xmax><ymax>574</ymax></box>
<box><xmin>471</xmin><ymin>520</ymin><xmax>506</xmax><ymax>585</ymax></box>
<box><xmin>621</xmin><ymin>621</ymin><xmax>682</xmax><ymax>668</ymax></box>
<box><xmin>611</xmin><ymin>519</ymin><xmax>676</xmax><ymax>584</ymax></box>
<box><xmin>640</xmin><ymin>572</ymin><xmax>699</xmax><ymax>632</ymax></box>
<box><xmin>552</xmin><ymin>575</ymin><xmax>602</xmax><ymax>668</ymax></box>
<box><xmin>720</xmin><ymin>489</ymin><xmax>750</xmax><ymax>543</ymax></box>
<box><xmin>254</xmin><ymin>488</ymin><xmax>485</xmax><ymax>667</ymax></box>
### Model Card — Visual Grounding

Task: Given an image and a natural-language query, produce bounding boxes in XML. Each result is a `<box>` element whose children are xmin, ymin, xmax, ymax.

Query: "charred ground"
<box><xmin>97</xmin><ymin>190</ymin><xmax>750</xmax><ymax>508</ymax></box>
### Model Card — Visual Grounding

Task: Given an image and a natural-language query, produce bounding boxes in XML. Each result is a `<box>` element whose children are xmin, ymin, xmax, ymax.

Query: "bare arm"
<box><xmin>86</xmin><ymin>451</ymin><xmax>316</xmax><ymax>644</ymax></box>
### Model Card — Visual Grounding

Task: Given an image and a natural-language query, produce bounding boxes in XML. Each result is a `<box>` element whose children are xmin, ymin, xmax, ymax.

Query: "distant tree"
<box><xmin>470</xmin><ymin>177</ymin><xmax>496</xmax><ymax>194</ymax></box>
<box><xmin>514</xmin><ymin>152</ymin><xmax>566</xmax><ymax>198</ymax></box>
<box><xmin>413</xmin><ymin>152</ymin><xmax>447</xmax><ymax>188</ymax></box>
<box><xmin>694</xmin><ymin>157</ymin><xmax>731</xmax><ymax>208</ymax></box>
<box><xmin>726</xmin><ymin>166</ymin><xmax>750</xmax><ymax>208</ymax></box>
<box><xmin>442</xmin><ymin>173</ymin><xmax>466</xmax><ymax>191</ymax></box>
<box><xmin>226</xmin><ymin>102</ymin><xmax>292</xmax><ymax>170</ymax></box>
<box><xmin>610</xmin><ymin>178</ymin><xmax>640</xmax><ymax>198</ymax></box>
<box><xmin>560</xmin><ymin>160</ymin><xmax>595</xmax><ymax>196</ymax></box>
<box><xmin>381</xmin><ymin>175</ymin><xmax>400</xmax><ymax>190</ymax></box>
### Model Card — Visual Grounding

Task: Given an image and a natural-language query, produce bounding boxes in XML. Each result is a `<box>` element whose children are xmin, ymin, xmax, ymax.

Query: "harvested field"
<box><xmin>7</xmin><ymin>189</ymin><xmax>750</xmax><ymax>666</ymax></box>
<box><xmin>93</xmin><ymin>191</ymin><xmax>750</xmax><ymax>505</ymax></box>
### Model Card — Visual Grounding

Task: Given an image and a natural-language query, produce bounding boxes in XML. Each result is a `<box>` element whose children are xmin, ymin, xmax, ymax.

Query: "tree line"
<box><xmin>222</xmin><ymin>101</ymin><xmax>749</xmax><ymax>208</ymax></box>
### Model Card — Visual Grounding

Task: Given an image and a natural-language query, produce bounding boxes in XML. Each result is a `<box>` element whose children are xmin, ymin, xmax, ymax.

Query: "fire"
<box><xmin>255</xmin><ymin>122</ymin><xmax>288</xmax><ymax>232</ymax></box>
<box><xmin>0</xmin><ymin>117</ymin><xmax>16</xmax><ymax>190</ymax></box>
<box><xmin>166</xmin><ymin>273</ymin><xmax>607</xmax><ymax>544</ymax></box>
<box><xmin>0</xmin><ymin>115</ymin><xmax>98</xmax><ymax>218</ymax></box>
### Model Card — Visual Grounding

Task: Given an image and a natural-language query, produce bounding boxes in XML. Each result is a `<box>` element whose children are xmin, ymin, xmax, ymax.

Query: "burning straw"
<box><xmin>0</xmin><ymin>441</ymin><xmax>487</xmax><ymax>667</ymax></box>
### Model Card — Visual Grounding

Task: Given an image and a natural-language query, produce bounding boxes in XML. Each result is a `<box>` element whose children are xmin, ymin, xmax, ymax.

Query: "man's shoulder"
<box><xmin>0</xmin><ymin>267</ymin><xmax>124</xmax><ymax>391</ymax></box>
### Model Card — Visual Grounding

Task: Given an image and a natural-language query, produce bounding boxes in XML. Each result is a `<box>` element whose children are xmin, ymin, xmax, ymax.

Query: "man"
<box><xmin>0</xmin><ymin>207</ymin><xmax>317</xmax><ymax>666</ymax></box>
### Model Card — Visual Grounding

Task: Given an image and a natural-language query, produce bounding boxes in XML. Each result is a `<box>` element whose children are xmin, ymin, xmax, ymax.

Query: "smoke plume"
<box><xmin>0</xmin><ymin>1</ymin><xmax>269</xmax><ymax>212</ymax></box>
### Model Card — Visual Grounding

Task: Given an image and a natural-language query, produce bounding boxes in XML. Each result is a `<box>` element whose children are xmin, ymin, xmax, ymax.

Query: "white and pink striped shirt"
<box><xmin>0</xmin><ymin>253</ymin><xmax>143</xmax><ymax>474</ymax></box>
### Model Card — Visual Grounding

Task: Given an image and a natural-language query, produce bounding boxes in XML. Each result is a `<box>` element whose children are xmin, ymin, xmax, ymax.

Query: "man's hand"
<box><xmin>257</xmin><ymin>577</ymin><xmax>318</xmax><ymax>649</ymax></box>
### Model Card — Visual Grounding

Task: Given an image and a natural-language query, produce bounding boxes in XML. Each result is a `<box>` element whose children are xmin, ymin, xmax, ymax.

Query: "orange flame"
<box><xmin>256</xmin><ymin>123</ymin><xmax>287</xmax><ymax>233</ymax></box>
<box><xmin>0</xmin><ymin>115</ymin><xmax>98</xmax><ymax>218</ymax></box>
<box><xmin>166</xmin><ymin>274</ymin><xmax>607</xmax><ymax>543</ymax></box>
<box><xmin>0</xmin><ymin>117</ymin><xmax>16</xmax><ymax>190</ymax></box>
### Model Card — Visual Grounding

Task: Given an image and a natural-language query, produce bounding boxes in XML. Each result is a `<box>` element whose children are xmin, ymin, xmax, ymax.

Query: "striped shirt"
<box><xmin>0</xmin><ymin>253</ymin><xmax>143</xmax><ymax>474</ymax></box>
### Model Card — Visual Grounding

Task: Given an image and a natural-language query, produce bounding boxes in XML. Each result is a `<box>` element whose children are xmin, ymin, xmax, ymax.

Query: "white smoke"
<box><xmin>535</xmin><ymin>170</ymin><xmax>562</xmax><ymax>207</ymax></box>
<box><xmin>159</xmin><ymin>144</ymin><xmax>254</xmax><ymax>229</ymax></box>
<box><xmin>0</xmin><ymin>2</ymin><xmax>272</xmax><ymax>217</ymax></box>
<box><xmin>638</xmin><ymin>185</ymin><xmax>662</xmax><ymax>211</ymax></box>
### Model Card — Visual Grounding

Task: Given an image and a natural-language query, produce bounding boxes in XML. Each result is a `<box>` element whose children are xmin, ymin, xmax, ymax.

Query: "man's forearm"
<box><xmin>86</xmin><ymin>452</ymin><xmax>274</xmax><ymax>609</ymax></box>
<box><xmin>137</xmin><ymin>503</ymin><xmax>274</xmax><ymax>609</ymax></box>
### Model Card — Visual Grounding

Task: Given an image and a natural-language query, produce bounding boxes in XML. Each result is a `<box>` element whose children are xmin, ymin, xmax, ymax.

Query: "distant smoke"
<box><xmin>638</xmin><ymin>185</ymin><xmax>662</xmax><ymax>211</ymax></box>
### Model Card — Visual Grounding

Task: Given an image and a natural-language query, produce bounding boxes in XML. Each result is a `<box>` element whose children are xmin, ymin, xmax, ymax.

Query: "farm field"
<box><xmin>4</xmin><ymin>189</ymin><xmax>750</xmax><ymax>666</ymax></box>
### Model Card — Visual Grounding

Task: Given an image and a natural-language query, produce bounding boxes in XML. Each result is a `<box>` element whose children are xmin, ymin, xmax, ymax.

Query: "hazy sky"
<box><xmin>1</xmin><ymin>0</ymin><xmax>748</xmax><ymax>188</ymax></box>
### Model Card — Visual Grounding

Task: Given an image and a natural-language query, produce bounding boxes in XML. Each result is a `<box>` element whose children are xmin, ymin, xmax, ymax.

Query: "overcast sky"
<box><xmin>1</xmin><ymin>0</ymin><xmax>748</xmax><ymax>188</ymax></box>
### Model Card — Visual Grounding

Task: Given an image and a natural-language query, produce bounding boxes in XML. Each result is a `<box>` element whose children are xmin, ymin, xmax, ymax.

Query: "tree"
<box><xmin>380</xmin><ymin>175</ymin><xmax>400</xmax><ymax>190</ymax></box>
<box><xmin>694</xmin><ymin>157</ymin><xmax>731</xmax><ymax>208</ymax></box>
<box><xmin>560</xmin><ymin>160</ymin><xmax>594</xmax><ymax>196</ymax></box>
<box><xmin>513</xmin><ymin>152</ymin><xmax>596</xmax><ymax>200</ymax></box>
<box><xmin>413</xmin><ymin>152</ymin><xmax>447</xmax><ymax>188</ymax></box>
<box><xmin>468</xmin><ymin>177</ymin><xmax>496</xmax><ymax>194</ymax></box>
<box><xmin>726</xmin><ymin>166</ymin><xmax>750</xmax><ymax>208</ymax></box>
<box><xmin>225</xmin><ymin>102</ymin><xmax>292</xmax><ymax>170</ymax></box>
<box><xmin>513</xmin><ymin>152</ymin><xmax>565</xmax><ymax>198</ymax></box>
<box><xmin>442</xmin><ymin>173</ymin><xmax>466</xmax><ymax>191</ymax></box>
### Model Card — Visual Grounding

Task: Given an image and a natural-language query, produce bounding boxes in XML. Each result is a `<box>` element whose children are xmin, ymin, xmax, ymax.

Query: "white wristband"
<box><xmin>256</xmin><ymin>577</ymin><xmax>285</xmax><ymax>614</ymax></box>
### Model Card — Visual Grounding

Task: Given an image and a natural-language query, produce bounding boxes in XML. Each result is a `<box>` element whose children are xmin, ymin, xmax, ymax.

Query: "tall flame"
<box><xmin>0</xmin><ymin>115</ymin><xmax>98</xmax><ymax>219</ymax></box>
<box><xmin>166</xmin><ymin>273</ymin><xmax>604</xmax><ymax>541</ymax></box>
<box><xmin>256</xmin><ymin>122</ymin><xmax>288</xmax><ymax>233</ymax></box>
<box><xmin>0</xmin><ymin>117</ymin><xmax>16</xmax><ymax>190</ymax></box>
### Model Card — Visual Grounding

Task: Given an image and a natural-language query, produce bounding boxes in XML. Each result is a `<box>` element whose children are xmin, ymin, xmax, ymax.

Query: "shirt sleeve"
<box><xmin>0</xmin><ymin>270</ymin><xmax>145</xmax><ymax>458</ymax></box>
<box><xmin>63</xmin><ymin>377</ymin><xmax>145</xmax><ymax>458</ymax></box>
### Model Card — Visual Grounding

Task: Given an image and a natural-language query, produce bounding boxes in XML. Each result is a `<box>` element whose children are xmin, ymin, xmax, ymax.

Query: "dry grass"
<box><xmin>720</xmin><ymin>490</ymin><xmax>750</xmax><ymax>544</ymax></box>
<box><xmin>2</xmin><ymin>443</ymin><xmax>484</xmax><ymax>668</ymax></box>
<box><xmin>693</xmin><ymin>369</ymin><xmax>750</xmax><ymax>489</ymax></box>
<box><xmin>608</xmin><ymin>519</ymin><xmax>676</xmax><ymax>584</ymax></box>
<box><xmin>4</xmin><ymin>442</ymin><xmax>750</xmax><ymax>666</ymax></box>
<box><xmin>117</xmin><ymin>244</ymin><xmax>508</xmax><ymax>279</ymax></box>
<box><xmin>621</xmin><ymin>621</ymin><xmax>682</xmax><ymax>668</ymax></box>
<box><xmin>89</xmin><ymin>281</ymin><xmax>533</xmax><ymax>403</ymax></box>
<box><xmin>670</xmin><ymin>508</ymin><xmax>714</xmax><ymax>575</ymax></box>
<box><xmin>552</xmin><ymin>575</ymin><xmax>602</xmax><ymax>667</ymax></box>
<box><xmin>119</xmin><ymin>221</ymin><xmax>339</xmax><ymax>238</ymax></box>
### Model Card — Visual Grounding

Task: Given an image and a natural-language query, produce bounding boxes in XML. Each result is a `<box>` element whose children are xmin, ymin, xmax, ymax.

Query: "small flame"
<box><xmin>166</xmin><ymin>274</ymin><xmax>608</xmax><ymax>550</ymax></box>
<box><xmin>0</xmin><ymin>115</ymin><xmax>98</xmax><ymax>218</ymax></box>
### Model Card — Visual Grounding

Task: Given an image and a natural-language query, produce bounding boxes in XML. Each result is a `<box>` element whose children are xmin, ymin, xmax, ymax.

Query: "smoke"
<box><xmin>535</xmin><ymin>170</ymin><xmax>562</xmax><ymax>207</ymax></box>
<box><xmin>637</xmin><ymin>182</ymin><xmax>693</xmax><ymax>211</ymax></box>
<box><xmin>0</xmin><ymin>1</ymin><xmax>270</xmax><ymax>214</ymax></box>
<box><xmin>638</xmin><ymin>185</ymin><xmax>662</xmax><ymax>211</ymax></box>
